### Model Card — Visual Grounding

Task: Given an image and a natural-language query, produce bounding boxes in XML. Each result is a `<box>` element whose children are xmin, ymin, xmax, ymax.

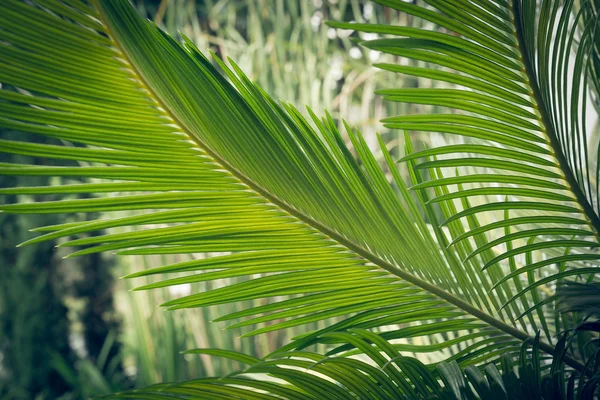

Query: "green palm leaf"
<box><xmin>1</xmin><ymin>0</ymin><xmax>598</xmax><ymax>392</ymax></box>
<box><xmin>333</xmin><ymin>0</ymin><xmax>600</xmax><ymax>345</ymax></box>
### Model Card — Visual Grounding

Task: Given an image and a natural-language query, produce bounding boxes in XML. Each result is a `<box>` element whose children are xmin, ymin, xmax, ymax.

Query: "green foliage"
<box><xmin>0</xmin><ymin>0</ymin><xmax>599</xmax><ymax>398</ymax></box>
<box><xmin>107</xmin><ymin>331</ymin><xmax>600</xmax><ymax>400</ymax></box>
<box><xmin>111</xmin><ymin>0</ymin><xmax>404</xmax><ymax>384</ymax></box>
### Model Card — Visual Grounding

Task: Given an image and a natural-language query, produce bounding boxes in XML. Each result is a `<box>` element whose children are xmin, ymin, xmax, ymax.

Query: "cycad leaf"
<box><xmin>336</xmin><ymin>0</ymin><xmax>600</xmax><ymax>347</ymax></box>
<box><xmin>0</xmin><ymin>0</ymin><xmax>588</xmax><ymax>372</ymax></box>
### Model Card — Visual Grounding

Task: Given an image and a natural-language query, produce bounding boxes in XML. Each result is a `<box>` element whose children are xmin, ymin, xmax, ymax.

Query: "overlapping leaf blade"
<box><xmin>335</xmin><ymin>0</ymin><xmax>600</xmax><ymax>347</ymax></box>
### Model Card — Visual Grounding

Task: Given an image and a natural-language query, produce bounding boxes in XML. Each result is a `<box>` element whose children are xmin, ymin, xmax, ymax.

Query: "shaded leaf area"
<box><xmin>577</xmin><ymin>0</ymin><xmax>600</xmax><ymax>113</ymax></box>
<box><xmin>557</xmin><ymin>282</ymin><xmax>600</xmax><ymax>318</ymax></box>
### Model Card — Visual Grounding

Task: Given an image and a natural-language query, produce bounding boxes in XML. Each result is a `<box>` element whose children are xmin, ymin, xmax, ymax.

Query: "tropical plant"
<box><xmin>111</xmin><ymin>0</ymin><xmax>410</xmax><ymax>384</ymax></box>
<box><xmin>1</xmin><ymin>0</ymin><xmax>599</xmax><ymax>399</ymax></box>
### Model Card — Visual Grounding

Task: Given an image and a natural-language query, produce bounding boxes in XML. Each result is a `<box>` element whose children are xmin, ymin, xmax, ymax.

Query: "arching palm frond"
<box><xmin>332</xmin><ymin>0</ymin><xmax>600</xmax><ymax>351</ymax></box>
<box><xmin>0</xmin><ymin>0</ymin><xmax>527</xmax><ymax>367</ymax></box>
<box><xmin>1</xmin><ymin>0</ymin><xmax>599</xmax><ymax>398</ymax></box>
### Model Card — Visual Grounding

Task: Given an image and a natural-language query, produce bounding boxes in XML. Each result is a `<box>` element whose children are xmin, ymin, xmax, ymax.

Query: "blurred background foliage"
<box><xmin>0</xmin><ymin>1</ymin><xmax>430</xmax><ymax>398</ymax></box>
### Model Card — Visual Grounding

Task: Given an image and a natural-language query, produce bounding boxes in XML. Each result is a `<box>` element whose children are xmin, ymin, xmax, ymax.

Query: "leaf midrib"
<box><xmin>93</xmin><ymin>0</ymin><xmax>585</xmax><ymax>372</ymax></box>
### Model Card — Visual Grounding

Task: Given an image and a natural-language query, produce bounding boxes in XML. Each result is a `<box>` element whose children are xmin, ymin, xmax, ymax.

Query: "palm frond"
<box><xmin>332</xmin><ymin>0</ymin><xmax>600</xmax><ymax>346</ymax></box>
<box><xmin>0</xmin><ymin>0</ymin><xmax>594</xmax><ymax>375</ymax></box>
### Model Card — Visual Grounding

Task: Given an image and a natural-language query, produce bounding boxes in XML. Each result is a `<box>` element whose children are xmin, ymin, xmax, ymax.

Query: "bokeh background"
<box><xmin>0</xmin><ymin>1</ymin><xmax>429</xmax><ymax>398</ymax></box>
